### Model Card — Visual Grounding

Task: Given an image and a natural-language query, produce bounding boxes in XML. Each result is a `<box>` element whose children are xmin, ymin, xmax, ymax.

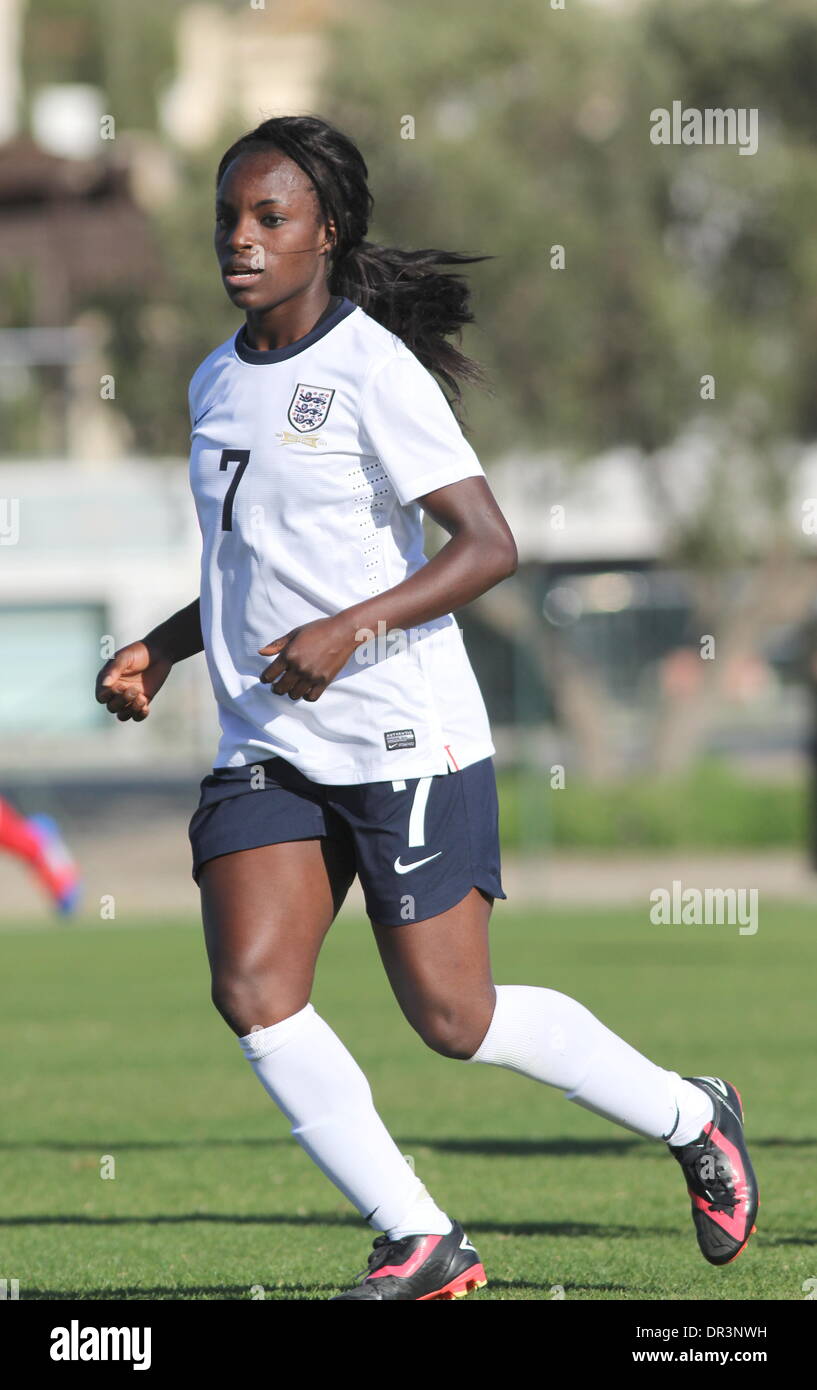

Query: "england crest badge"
<box><xmin>287</xmin><ymin>383</ymin><xmax>335</xmax><ymax>433</ymax></box>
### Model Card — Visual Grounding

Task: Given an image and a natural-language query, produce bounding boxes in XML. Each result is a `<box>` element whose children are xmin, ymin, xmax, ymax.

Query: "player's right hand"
<box><xmin>95</xmin><ymin>642</ymin><xmax>173</xmax><ymax>722</ymax></box>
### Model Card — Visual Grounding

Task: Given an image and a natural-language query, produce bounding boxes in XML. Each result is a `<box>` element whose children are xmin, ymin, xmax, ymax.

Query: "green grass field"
<box><xmin>1</xmin><ymin>902</ymin><xmax>813</xmax><ymax>1301</ymax></box>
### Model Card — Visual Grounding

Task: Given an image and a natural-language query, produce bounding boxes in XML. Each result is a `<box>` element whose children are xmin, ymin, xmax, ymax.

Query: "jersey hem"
<box><xmin>211</xmin><ymin>740</ymin><xmax>497</xmax><ymax>786</ymax></box>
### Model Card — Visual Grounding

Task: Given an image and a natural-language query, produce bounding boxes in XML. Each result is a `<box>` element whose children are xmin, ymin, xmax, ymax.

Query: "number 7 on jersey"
<box><xmin>219</xmin><ymin>448</ymin><xmax>251</xmax><ymax>531</ymax></box>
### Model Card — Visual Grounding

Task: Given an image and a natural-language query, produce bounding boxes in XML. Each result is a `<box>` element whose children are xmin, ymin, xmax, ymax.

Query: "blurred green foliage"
<box><xmin>23</xmin><ymin>0</ymin><xmax>175</xmax><ymax>131</ymax></box>
<box><xmin>326</xmin><ymin>0</ymin><xmax>817</xmax><ymax>467</ymax></box>
<box><xmin>498</xmin><ymin>758</ymin><xmax>806</xmax><ymax>849</ymax></box>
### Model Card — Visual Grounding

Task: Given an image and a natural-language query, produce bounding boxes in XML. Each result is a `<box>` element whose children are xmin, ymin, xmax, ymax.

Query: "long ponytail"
<box><xmin>216</xmin><ymin>115</ymin><xmax>493</xmax><ymax>416</ymax></box>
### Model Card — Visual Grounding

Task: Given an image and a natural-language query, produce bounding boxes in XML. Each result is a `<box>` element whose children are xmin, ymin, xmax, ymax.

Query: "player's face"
<box><xmin>214</xmin><ymin>148</ymin><xmax>334</xmax><ymax>308</ymax></box>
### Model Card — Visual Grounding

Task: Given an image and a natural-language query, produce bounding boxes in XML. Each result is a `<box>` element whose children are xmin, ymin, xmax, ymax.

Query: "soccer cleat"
<box><xmin>27</xmin><ymin>814</ymin><xmax>82</xmax><ymax>916</ymax></box>
<box><xmin>668</xmin><ymin>1076</ymin><xmax>759</xmax><ymax>1266</ymax></box>
<box><xmin>330</xmin><ymin>1220</ymin><xmax>487</xmax><ymax>1300</ymax></box>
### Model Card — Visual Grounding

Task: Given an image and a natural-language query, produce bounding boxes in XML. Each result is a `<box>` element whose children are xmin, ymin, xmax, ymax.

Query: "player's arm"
<box><xmin>260</xmin><ymin>477</ymin><xmax>516</xmax><ymax>700</ymax></box>
<box><xmin>95</xmin><ymin>598</ymin><xmax>204</xmax><ymax>723</ymax></box>
<box><xmin>351</xmin><ymin>474</ymin><xmax>517</xmax><ymax>628</ymax></box>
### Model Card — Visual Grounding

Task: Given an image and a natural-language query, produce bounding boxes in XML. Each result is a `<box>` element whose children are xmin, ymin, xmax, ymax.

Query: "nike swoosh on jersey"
<box><xmin>192</xmin><ymin>403</ymin><xmax>216</xmax><ymax>428</ymax></box>
<box><xmin>394</xmin><ymin>852</ymin><xmax>443</xmax><ymax>874</ymax></box>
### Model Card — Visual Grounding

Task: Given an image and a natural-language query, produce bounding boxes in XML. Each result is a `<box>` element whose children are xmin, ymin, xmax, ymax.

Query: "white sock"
<box><xmin>466</xmin><ymin>985</ymin><xmax>714</xmax><ymax>1142</ymax></box>
<box><xmin>239</xmin><ymin>1003</ymin><xmax>452</xmax><ymax>1236</ymax></box>
<box><xmin>668</xmin><ymin>1089</ymin><xmax>716</xmax><ymax>1147</ymax></box>
<box><xmin>384</xmin><ymin>1186</ymin><xmax>453</xmax><ymax>1241</ymax></box>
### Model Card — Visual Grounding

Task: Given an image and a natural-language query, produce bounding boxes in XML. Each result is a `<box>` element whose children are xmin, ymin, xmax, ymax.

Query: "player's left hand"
<box><xmin>258</xmin><ymin>617</ymin><xmax>358</xmax><ymax>701</ymax></box>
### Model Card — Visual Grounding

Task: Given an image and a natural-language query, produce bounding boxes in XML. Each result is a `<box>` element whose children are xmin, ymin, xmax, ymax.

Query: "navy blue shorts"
<box><xmin>188</xmin><ymin>755</ymin><xmax>506</xmax><ymax>927</ymax></box>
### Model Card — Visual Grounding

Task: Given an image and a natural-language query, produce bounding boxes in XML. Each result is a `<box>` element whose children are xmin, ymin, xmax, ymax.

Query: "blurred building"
<box><xmin>12</xmin><ymin>0</ymin><xmax>347</xmax><ymax>161</ymax></box>
<box><xmin>0</xmin><ymin>457</ymin><xmax>214</xmax><ymax>777</ymax></box>
<box><xmin>160</xmin><ymin>0</ymin><xmax>344</xmax><ymax>151</ymax></box>
<box><xmin>0</xmin><ymin>137</ymin><xmax>160</xmax><ymax>326</ymax></box>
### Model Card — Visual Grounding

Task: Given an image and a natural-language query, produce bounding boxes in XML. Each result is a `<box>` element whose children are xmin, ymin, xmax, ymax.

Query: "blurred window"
<box><xmin>0</xmin><ymin>603</ymin><xmax>105</xmax><ymax>731</ymax></box>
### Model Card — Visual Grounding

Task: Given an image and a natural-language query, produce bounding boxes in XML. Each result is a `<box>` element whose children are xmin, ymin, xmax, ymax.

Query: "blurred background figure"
<box><xmin>0</xmin><ymin>793</ymin><xmax>81</xmax><ymax>914</ymax></box>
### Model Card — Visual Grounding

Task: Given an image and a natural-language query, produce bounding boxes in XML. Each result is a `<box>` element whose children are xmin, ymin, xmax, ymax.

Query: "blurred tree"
<box><xmin>325</xmin><ymin>0</ymin><xmax>817</xmax><ymax>460</ymax></box>
<box><xmin>322</xmin><ymin>0</ymin><xmax>817</xmax><ymax>774</ymax></box>
<box><xmin>23</xmin><ymin>0</ymin><xmax>175</xmax><ymax>132</ymax></box>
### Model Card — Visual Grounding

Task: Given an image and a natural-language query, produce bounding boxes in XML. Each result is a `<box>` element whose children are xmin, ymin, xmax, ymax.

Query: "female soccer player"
<box><xmin>95</xmin><ymin>115</ymin><xmax>758</xmax><ymax>1300</ymax></box>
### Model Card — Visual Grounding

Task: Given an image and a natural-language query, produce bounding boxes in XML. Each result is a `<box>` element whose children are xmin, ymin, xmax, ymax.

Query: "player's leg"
<box><xmin>200</xmin><ymin>835</ymin><xmax>342</xmax><ymax>1032</ymax></box>
<box><xmin>374</xmin><ymin>887</ymin><xmax>758</xmax><ymax>1266</ymax></box>
<box><xmin>360</xmin><ymin>757</ymin><xmax>757</xmax><ymax>1268</ymax></box>
<box><xmin>0</xmin><ymin>795</ymin><xmax>81</xmax><ymax>914</ymax></box>
<box><xmin>372</xmin><ymin>884</ymin><xmax>708</xmax><ymax>1137</ymax></box>
<box><xmin>197</xmin><ymin>832</ymin><xmax>454</xmax><ymax>1259</ymax></box>
<box><xmin>354</xmin><ymin>757</ymin><xmax>706</xmax><ymax>1135</ymax></box>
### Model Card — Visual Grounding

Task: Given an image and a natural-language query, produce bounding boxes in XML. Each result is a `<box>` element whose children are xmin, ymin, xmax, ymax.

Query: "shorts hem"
<box><xmin>365</xmin><ymin>875</ymin><xmax>507</xmax><ymax>927</ymax></box>
<box><xmin>191</xmin><ymin>829</ymin><xmax>326</xmax><ymax>884</ymax></box>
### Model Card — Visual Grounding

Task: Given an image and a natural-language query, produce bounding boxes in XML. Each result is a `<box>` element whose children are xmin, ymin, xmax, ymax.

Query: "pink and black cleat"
<box><xmin>668</xmin><ymin>1076</ymin><xmax>759</xmax><ymax>1266</ymax></box>
<box><xmin>330</xmin><ymin>1221</ymin><xmax>487</xmax><ymax>1300</ymax></box>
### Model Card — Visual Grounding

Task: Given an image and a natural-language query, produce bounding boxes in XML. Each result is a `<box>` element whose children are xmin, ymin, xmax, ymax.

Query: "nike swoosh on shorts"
<box><xmin>393</xmin><ymin>852</ymin><xmax>443</xmax><ymax>874</ymax></box>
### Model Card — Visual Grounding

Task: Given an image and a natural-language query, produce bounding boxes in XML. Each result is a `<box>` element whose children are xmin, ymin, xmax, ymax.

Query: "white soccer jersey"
<box><xmin>187</xmin><ymin>294</ymin><xmax>496</xmax><ymax>784</ymax></box>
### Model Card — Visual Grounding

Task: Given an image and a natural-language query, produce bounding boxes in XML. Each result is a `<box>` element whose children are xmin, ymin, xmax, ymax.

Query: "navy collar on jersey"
<box><xmin>233</xmin><ymin>295</ymin><xmax>358</xmax><ymax>364</ymax></box>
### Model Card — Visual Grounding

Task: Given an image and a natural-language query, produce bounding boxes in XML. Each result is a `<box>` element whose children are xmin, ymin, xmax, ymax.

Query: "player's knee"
<box><xmin>415</xmin><ymin>1005</ymin><xmax>491</xmax><ymax>1061</ymax></box>
<box><xmin>210</xmin><ymin>967</ymin><xmax>297</xmax><ymax>1034</ymax></box>
<box><xmin>210</xmin><ymin>972</ymin><xmax>245</xmax><ymax>1030</ymax></box>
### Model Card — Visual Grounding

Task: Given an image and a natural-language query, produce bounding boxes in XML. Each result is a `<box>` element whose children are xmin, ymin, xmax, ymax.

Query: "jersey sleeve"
<box><xmin>357</xmin><ymin>349</ymin><xmax>486</xmax><ymax>507</ymax></box>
